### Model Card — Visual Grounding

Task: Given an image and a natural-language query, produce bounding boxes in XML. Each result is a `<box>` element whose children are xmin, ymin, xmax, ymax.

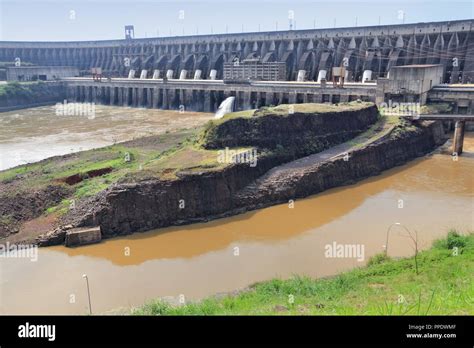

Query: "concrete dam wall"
<box><xmin>1</xmin><ymin>19</ymin><xmax>473</xmax><ymax>83</ymax></box>
<box><xmin>63</xmin><ymin>79</ymin><xmax>377</xmax><ymax>112</ymax></box>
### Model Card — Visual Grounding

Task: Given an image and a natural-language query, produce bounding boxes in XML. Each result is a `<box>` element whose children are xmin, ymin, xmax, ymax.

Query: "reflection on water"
<box><xmin>0</xmin><ymin>104</ymin><xmax>213</xmax><ymax>170</ymax></box>
<box><xmin>1</xmin><ymin>135</ymin><xmax>472</xmax><ymax>314</ymax></box>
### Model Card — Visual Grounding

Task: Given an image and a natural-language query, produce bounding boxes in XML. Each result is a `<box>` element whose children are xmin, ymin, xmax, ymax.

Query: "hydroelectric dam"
<box><xmin>1</xmin><ymin>19</ymin><xmax>472</xmax><ymax>83</ymax></box>
<box><xmin>1</xmin><ymin>19</ymin><xmax>473</xmax><ymax>113</ymax></box>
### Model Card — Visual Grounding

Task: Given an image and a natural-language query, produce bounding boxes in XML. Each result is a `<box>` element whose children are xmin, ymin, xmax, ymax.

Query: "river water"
<box><xmin>0</xmin><ymin>106</ymin><xmax>473</xmax><ymax>314</ymax></box>
<box><xmin>0</xmin><ymin>104</ymin><xmax>213</xmax><ymax>171</ymax></box>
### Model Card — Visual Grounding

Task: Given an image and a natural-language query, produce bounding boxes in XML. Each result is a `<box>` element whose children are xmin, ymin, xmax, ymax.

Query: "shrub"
<box><xmin>134</xmin><ymin>299</ymin><xmax>170</xmax><ymax>315</ymax></box>
<box><xmin>433</xmin><ymin>230</ymin><xmax>468</xmax><ymax>250</ymax></box>
<box><xmin>446</xmin><ymin>230</ymin><xmax>468</xmax><ymax>249</ymax></box>
<box><xmin>367</xmin><ymin>253</ymin><xmax>391</xmax><ymax>266</ymax></box>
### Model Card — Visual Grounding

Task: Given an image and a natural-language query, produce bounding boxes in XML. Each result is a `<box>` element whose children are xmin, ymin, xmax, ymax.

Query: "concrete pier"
<box><xmin>65</xmin><ymin>226</ymin><xmax>102</xmax><ymax>247</ymax></box>
<box><xmin>453</xmin><ymin>120</ymin><xmax>466</xmax><ymax>155</ymax></box>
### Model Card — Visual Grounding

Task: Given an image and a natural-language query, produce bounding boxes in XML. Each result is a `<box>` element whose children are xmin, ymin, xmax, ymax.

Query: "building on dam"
<box><xmin>6</xmin><ymin>66</ymin><xmax>80</xmax><ymax>81</ymax></box>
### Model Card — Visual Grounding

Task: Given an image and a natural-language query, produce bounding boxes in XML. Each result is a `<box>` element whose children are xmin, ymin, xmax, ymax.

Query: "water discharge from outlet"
<box><xmin>214</xmin><ymin>96</ymin><xmax>235</xmax><ymax>119</ymax></box>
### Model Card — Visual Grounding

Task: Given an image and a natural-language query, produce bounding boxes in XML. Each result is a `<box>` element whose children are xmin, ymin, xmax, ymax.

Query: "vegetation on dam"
<box><xmin>0</xmin><ymin>81</ymin><xmax>65</xmax><ymax>108</ymax></box>
<box><xmin>134</xmin><ymin>231</ymin><xmax>474</xmax><ymax>315</ymax></box>
<box><xmin>0</xmin><ymin>81</ymin><xmax>46</xmax><ymax>98</ymax></box>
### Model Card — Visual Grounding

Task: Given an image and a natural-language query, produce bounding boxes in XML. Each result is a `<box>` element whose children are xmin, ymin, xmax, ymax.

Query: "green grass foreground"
<box><xmin>133</xmin><ymin>231</ymin><xmax>473</xmax><ymax>315</ymax></box>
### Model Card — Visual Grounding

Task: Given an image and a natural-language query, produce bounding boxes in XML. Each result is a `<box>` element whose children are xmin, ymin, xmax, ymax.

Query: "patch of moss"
<box><xmin>420</xmin><ymin>103</ymin><xmax>453</xmax><ymax>115</ymax></box>
<box><xmin>253</xmin><ymin>101</ymin><xmax>373</xmax><ymax>117</ymax></box>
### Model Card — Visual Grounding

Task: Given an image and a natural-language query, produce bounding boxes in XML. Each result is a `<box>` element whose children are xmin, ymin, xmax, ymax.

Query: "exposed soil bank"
<box><xmin>0</xmin><ymin>184</ymin><xmax>72</xmax><ymax>239</ymax></box>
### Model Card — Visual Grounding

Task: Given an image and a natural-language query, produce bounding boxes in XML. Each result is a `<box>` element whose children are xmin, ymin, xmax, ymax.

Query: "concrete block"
<box><xmin>65</xmin><ymin>226</ymin><xmax>102</xmax><ymax>247</ymax></box>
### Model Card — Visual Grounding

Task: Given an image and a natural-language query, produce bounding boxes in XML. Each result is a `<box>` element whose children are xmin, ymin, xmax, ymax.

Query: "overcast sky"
<box><xmin>0</xmin><ymin>0</ymin><xmax>472</xmax><ymax>41</ymax></box>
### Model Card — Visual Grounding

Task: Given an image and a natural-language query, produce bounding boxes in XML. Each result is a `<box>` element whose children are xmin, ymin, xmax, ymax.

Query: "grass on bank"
<box><xmin>1</xmin><ymin>101</ymin><xmax>376</xmax><ymax>187</ymax></box>
<box><xmin>344</xmin><ymin>114</ymin><xmax>403</xmax><ymax>150</ymax></box>
<box><xmin>1</xmin><ymin>102</ymin><xmax>378</xmax><ymax>192</ymax></box>
<box><xmin>0</xmin><ymin>128</ymin><xmax>208</xmax><ymax>216</ymax></box>
<box><xmin>199</xmin><ymin>101</ymin><xmax>377</xmax><ymax>149</ymax></box>
<box><xmin>210</xmin><ymin>101</ymin><xmax>374</xmax><ymax>126</ymax></box>
<box><xmin>253</xmin><ymin>101</ymin><xmax>374</xmax><ymax>117</ymax></box>
<box><xmin>133</xmin><ymin>231</ymin><xmax>474</xmax><ymax>315</ymax></box>
<box><xmin>0</xmin><ymin>123</ymin><xmax>255</xmax><ymax>219</ymax></box>
<box><xmin>420</xmin><ymin>103</ymin><xmax>453</xmax><ymax>115</ymax></box>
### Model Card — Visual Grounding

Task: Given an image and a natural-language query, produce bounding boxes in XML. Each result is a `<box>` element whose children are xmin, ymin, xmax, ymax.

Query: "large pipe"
<box><xmin>345</xmin><ymin>70</ymin><xmax>350</xmax><ymax>81</ymax></box>
<box><xmin>194</xmin><ymin>69</ymin><xmax>202</xmax><ymax>80</ymax></box>
<box><xmin>317</xmin><ymin>70</ymin><xmax>328</xmax><ymax>82</ymax></box>
<box><xmin>209</xmin><ymin>69</ymin><xmax>217</xmax><ymax>80</ymax></box>
<box><xmin>362</xmin><ymin>70</ymin><xmax>372</xmax><ymax>83</ymax></box>
<box><xmin>179</xmin><ymin>69</ymin><xmax>188</xmax><ymax>80</ymax></box>
<box><xmin>453</xmin><ymin>120</ymin><xmax>465</xmax><ymax>155</ymax></box>
<box><xmin>317</xmin><ymin>70</ymin><xmax>327</xmax><ymax>83</ymax></box>
<box><xmin>297</xmin><ymin>70</ymin><xmax>306</xmax><ymax>82</ymax></box>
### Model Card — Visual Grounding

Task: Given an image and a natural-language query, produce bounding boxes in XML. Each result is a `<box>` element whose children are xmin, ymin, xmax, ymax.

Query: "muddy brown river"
<box><xmin>0</xmin><ymin>104</ymin><xmax>213</xmax><ymax>171</ymax></box>
<box><xmin>0</xmin><ymin>106</ymin><xmax>473</xmax><ymax>314</ymax></box>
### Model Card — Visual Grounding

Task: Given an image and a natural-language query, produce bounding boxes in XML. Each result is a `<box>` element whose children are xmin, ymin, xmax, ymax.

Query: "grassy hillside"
<box><xmin>200</xmin><ymin>101</ymin><xmax>378</xmax><ymax>152</ymax></box>
<box><xmin>134</xmin><ymin>231</ymin><xmax>473</xmax><ymax>315</ymax></box>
